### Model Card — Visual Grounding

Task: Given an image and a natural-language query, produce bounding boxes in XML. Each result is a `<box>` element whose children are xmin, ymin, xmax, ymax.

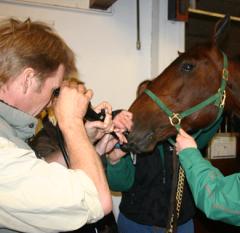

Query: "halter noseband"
<box><xmin>144</xmin><ymin>51</ymin><xmax>229</xmax><ymax>144</ymax></box>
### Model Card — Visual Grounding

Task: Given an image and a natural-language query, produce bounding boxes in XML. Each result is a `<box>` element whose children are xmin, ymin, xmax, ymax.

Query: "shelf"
<box><xmin>89</xmin><ymin>0</ymin><xmax>117</xmax><ymax>10</ymax></box>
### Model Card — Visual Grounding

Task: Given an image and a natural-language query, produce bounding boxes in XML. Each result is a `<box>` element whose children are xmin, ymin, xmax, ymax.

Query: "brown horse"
<box><xmin>123</xmin><ymin>16</ymin><xmax>240</xmax><ymax>154</ymax></box>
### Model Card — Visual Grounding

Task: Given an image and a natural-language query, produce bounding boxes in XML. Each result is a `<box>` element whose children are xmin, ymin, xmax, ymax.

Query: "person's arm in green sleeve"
<box><xmin>106</xmin><ymin>154</ymin><xmax>135</xmax><ymax>192</ymax></box>
<box><xmin>176</xmin><ymin>129</ymin><xmax>240</xmax><ymax>226</ymax></box>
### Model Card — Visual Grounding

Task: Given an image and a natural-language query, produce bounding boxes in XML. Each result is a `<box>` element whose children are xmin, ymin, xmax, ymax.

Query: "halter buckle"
<box><xmin>220</xmin><ymin>90</ymin><xmax>226</xmax><ymax>108</ymax></box>
<box><xmin>222</xmin><ymin>68</ymin><xmax>229</xmax><ymax>80</ymax></box>
<box><xmin>169</xmin><ymin>113</ymin><xmax>181</xmax><ymax>126</ymax></box>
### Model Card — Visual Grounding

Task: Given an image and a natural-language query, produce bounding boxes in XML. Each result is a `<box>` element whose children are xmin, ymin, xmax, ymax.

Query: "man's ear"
<box><xmin>21</xmin><ymin>68</ymin><xmax>35</xmax><ymax>94</ymax></box>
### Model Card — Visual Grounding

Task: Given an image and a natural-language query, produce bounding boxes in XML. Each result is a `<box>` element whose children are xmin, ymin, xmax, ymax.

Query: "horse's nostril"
<box><xmin>146</xmin><ymin>133</ymin><xmax>153</xmax><ymax>141</ymax></box>
<box><xmin>120</xmin><ymin>143</ymin><xmax>129</xmax><ymax>152</ymax></box>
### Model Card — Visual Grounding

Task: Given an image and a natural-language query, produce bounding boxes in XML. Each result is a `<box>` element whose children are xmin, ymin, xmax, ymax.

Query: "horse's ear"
<box><xmin>212</xmin><ymin>15</ymin><xmax>231</xmax><ymax>46</ymax></box>
<box><xmin>178</xmin><ymin>51</ymin><xmax>183</xmax><ymax>56</ymax></box>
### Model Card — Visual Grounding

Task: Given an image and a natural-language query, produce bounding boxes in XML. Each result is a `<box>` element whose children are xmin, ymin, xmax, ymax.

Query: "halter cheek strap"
<box><xmin>144</xmin><ymin>51</ymin><xmax>228</xmax><ymax>145</ymax></box>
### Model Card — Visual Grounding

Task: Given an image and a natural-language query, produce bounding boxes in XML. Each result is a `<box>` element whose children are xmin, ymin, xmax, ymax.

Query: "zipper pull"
<box><xmin>162</xmin><ymin>169</ymin><xmax>166</xmax><ymax>184</ymax></box>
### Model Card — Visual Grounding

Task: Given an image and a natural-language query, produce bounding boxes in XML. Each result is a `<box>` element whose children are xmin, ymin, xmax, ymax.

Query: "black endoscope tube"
<box><xmin>56</xmin><ymin>124</ymin><xmax>70</xmax><ymax>168</ymax></box>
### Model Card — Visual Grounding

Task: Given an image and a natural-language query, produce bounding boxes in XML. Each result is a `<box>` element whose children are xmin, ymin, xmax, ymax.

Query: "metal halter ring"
<box><xmin>169</xmin><ymin>113</ymin><xmax>182</xmax><ymax>126</ymax></box>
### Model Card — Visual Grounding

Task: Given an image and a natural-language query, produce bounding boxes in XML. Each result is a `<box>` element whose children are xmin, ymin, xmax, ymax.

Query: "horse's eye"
<box><xmin>181</xmin><ymin>63</ymin><xmax>194</xmax><ymax>72</ymax></box>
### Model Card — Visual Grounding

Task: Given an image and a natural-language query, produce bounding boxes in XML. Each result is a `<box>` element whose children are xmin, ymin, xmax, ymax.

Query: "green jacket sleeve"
<box><xmin>106</xmin><ymin>154</ymin><xmax>135</xmax><ymax>192</ymax></box>
<box><xmin>179</xmin><ymin>148</ymin><xmax>240</xmax><ymax>226</ymax></box>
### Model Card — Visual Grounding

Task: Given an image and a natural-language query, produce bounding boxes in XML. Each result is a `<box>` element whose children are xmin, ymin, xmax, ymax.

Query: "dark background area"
<box><xmin>186</xmin><ymin>0</ymin><xmax>240</xmax><ymax>134</ymax></box>
<box><xmin>186</xmin><ymin>0</ymin><xmax>240</xmax><ymax>58</ymax></box>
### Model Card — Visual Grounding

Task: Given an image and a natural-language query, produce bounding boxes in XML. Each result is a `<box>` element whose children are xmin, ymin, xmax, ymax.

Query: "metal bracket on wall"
<box><xmin>1</xmin><ymin>0</ymin><xmax>113</xmax><ymax>14</ymax></box>
<box><xmin>136</xmin><ymin>0</ymin><xmax>141</xmax><ymax>50</ymax></box>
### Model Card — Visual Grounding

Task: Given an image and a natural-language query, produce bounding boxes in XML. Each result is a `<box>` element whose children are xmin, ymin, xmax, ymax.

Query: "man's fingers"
<box><xmin>179</xmin><ymin>128</ymin><xmax>191</xmax><ymax>138</ymax></box>
<box><xmin>94</xmin><ymin>101</ymin><xmax>112</xmax><ymax>115</ymax></box>
<box><xmin>179</xmin><ymin>128</ymin><xmax>186</xmax><ymax>135</ymax></box>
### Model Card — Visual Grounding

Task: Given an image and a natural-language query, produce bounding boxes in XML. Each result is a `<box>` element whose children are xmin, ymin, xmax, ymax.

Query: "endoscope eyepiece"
<box><xmin>53</xmin><ymin>88</ymin><xmax>60</xmax><ymax>97</ymax></box>
<box><xmin>52</xmin><ymin>87</ymin><xmax>106</xmax><ymax>122</ymax></box>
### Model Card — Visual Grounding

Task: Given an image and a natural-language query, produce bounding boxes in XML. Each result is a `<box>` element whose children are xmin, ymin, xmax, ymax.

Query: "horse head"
<box><xmin>122</xmin><ymin>16</ymin><xmax>240</xmax><ymax>153</ymax></box>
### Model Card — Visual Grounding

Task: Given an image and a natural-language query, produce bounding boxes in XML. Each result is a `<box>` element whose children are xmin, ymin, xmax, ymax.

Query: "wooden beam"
<box><xmin>89</xmin><ymin>0</ymin><xmax>117</xmax><ymax>10</ymax></box>
<box><xmin>188</xmin><ymin>8</ymin><xmax>240</xmax><ymax>22</ymax></box>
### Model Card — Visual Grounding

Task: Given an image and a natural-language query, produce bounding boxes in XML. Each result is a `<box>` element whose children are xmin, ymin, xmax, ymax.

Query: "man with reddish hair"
<box><xmin>0</xmin><ymin>18</ymin><xmax>119</xmax><ymax>233</ymax></box>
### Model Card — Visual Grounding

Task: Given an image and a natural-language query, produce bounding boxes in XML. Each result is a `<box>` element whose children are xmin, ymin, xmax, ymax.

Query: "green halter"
<box><xmin>144</xmin><ymin>52</ymin><xmax>228</xmax><ymax>145</ymax></box>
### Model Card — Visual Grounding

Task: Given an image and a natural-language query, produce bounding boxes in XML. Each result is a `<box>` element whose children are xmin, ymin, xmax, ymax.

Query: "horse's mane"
<box><xmin>187</xmin><ymin>41</ymin><xmax>211</xmax><ymax>51</ymax></box>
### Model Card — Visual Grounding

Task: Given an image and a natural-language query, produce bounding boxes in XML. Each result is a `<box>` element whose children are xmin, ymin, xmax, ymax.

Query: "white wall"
<box><xmin>151</xmin><ymin>0</ymin><xmax>185</xmax><ymax>78</ymax></box>
<box><xmin>0</xmin><ymin>0</ymin><xmax>184</xmax><ymax>220</ymax></box>
<box><xmin>0</xmin><ymin>0</ymin><xmax>153</xmax><ymax>110</ymax></box>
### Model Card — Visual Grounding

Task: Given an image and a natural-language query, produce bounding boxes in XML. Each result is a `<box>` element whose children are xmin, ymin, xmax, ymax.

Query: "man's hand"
<box><xmin>175</xmin><ymin>129</ymin><xmax>197</xmax><ymax>154</ymax></box>
<box><xmin>107</xmin><ymin>149</ymin><xmax>126</xmax><ymax>165</ymax></box>
<box><xmin>95</xmin><ymin>134</ymin><xmax>118</xmax><ymax>156</ymax></box>
<box><xmin>113</xmin><ymin>110</ymin><xmax>133</xmax><ymax>133</ymax></box>
<box><xmin>85</xmin><ymin>101</ymin><xmax>114</xmax><ymax>143</ymax></box>
<box><xmin>95</xmin><ymin>110</ymin><xmax>133</xmax><ymax>162</ymax></box>
<box><xmin>53</xmin><ymin>81</ymin><xmax>92</xmax><ymax>132</ymax></box>
<box><xmin>112</xmin><ymin>110</ymin><xmax>133</xmax><ymax>144</ymax></box>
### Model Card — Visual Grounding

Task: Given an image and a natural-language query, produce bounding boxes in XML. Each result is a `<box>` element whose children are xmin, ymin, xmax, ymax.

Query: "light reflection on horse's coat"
<box><xmin>123</xmin><ymin>25</ymin><xmax>240</xmax><ymax>154</ymax></box>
